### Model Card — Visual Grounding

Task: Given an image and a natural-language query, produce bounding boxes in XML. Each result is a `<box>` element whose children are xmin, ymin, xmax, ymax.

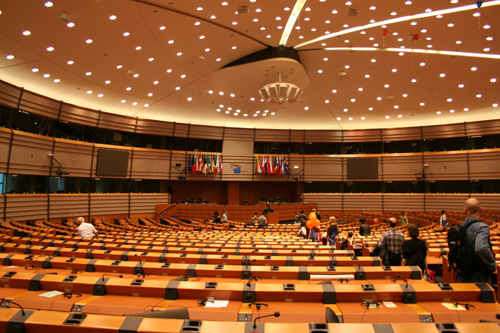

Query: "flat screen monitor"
<box><xmin>96</xmin><ymin>149</ymin><xmax>129</xmax><ymax>177</ymax></box>
<box><xmin>346</xmin><ymin>157</ymin><xmax>378</xmax><ymax>179</ymax></box>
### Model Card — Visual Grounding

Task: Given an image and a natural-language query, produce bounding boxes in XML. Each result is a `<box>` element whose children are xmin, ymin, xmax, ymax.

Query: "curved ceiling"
<box><xmin>0</xmin><ymin>0</ymin><xmax>499</xmax><ymax>130</ymax></box>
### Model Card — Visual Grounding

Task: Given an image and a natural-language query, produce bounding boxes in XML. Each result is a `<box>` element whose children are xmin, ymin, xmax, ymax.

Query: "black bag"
<box><xmin>446</xmin><ymin>221</ymin><xmax>478</xmax><ymax>276</ymax></box>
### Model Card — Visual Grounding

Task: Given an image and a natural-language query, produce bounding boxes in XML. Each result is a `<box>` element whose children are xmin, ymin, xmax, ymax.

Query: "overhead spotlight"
<box><xmin>178</xmin><ymin>175</ymin><xmax>186</xmax><ymax>181</ymax></box>
<box><xmin>55</xmin><ymin>168</ymin><xmax>69</xmax><ymax>177</ymax></box>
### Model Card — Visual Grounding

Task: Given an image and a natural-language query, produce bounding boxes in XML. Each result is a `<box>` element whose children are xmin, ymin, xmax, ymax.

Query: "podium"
<box><xmin>267</xmin><ymin>212</ymin><xmax>279</xmax><ymax>224</ymax></box>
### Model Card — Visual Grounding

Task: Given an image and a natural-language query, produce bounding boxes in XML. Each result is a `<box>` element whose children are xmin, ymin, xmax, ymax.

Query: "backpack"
<box><xmin>446</xmin><ymin>221</ymin><xmax>479</xmax><ymax>277</ymax></box>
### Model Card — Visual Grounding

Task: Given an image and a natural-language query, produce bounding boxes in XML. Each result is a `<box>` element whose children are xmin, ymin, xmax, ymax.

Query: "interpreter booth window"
<box><xmin>471</xmin><ymin>180</ymin><xmax>500</xmax><ymax>194</ymax></box>
<box><xmin>133</xmin><ymin>133</ymin><xmax>171</xmax><ymax>150</ymax></box>
<box><xmin>428</xmin><ymin>180</ymin><xmax>472</xmax><ymax>193</ymax></box>
<box><xmin>303</xmin><ymin>182</ymin><xmax>342</xmax><ymax>193</ymax></box>
<box><xmin>344</xmin><ymin>141</ymin><xmax>382</xmax><ymax>154</ymax></box>
<box><xmin>343</xmin><ymin>181</ymin><xmax>382</xmax><ymax>193</ymax></box>
<box><xmin>92</xmin><ymin>128</ymin><xmax>134</xmax><ymax>146</ymax></box>
<box><xmin>3</xmin><ymin>175</ymin><xmax>47</xmax><ymax>193</ymax></box>
<box><xmin>254</xmin><ymin>142</ymin><xmax>291</xmax><ymax>154</ymax></box>
<box><xmin>424</xmin><ymin>137</ymin><xmax>468</xmax><ymax>152</ymax></box>
<box><xmin>383</xmin><ymin>140</ymin><xmax>422</xmax><ymax>154</ymax></box>
<box><xmin>384</xmin><ymin>181</ymin><xmax>426</xmax><ymax>194</ymax></box>
<box><xmin>0</xmin><ymin>174</ymin><xmax>4</xmax><ymax>194</ymax></box>
<box><xmin>185</xmin><ymin>138</ymin><xmax>222</xmax><ymax>153</ymax></box>
<box><xmin>4</xmin><ymin>109</ymin><xmax>54</xmax><ymax>136</ymax></box>
<box><xmin>468</xmin><ymin>134</ymin><xmax>500</xmax><ymax>150</ymax></box>
<box><xmin>92</xmin><ymin>178</ymin><xmax>130</xmax><ymax>193</ymax></box>
<box><xmin>53</xmin><ymin>121</ymin><xmax>95</xmax><ymax>142</ymax></box>
<box><xmin>304</xmin><ymin>142</ymin><xmax>342</xmax><ymax>155</ymax></box>
<box><xmin>129</xmin><ymin>179</ymin><xmax>163</xmax><ymax>193</ymax></box>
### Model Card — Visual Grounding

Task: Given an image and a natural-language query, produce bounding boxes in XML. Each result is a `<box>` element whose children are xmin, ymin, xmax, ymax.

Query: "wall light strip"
<box><xmin>279</xmin><ymin>0</ymin><xmax>307</xmax><ymax>46</ymax></box>
<box><xmin>322</xmin><ymin>47</ymin><xmax>500</xmax><ymax>60</ymax></box>
<box><xmin>295</xmin><ymin>0</ymin><xmax>500</xmax><ymax>48</ymax></box>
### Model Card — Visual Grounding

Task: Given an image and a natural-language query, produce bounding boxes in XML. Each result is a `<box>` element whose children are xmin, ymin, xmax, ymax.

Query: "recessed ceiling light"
<box><xmin>440</xmin><ymin>73</ymin><xmax>446</xmax><ymax>77</ymax></box>
<box><xmin>458</xmin><ymin>84</ymin><xmax>464</xmax><ymax>88</ymax></box>
<box><xmin>153</xmin><ymin>81</ymin><xmax>159</xmax><ymax>84</ymax></box>
<box><xmin>447</xmin><ymin>98</ymin><xmax>453</xmax><ymax>102</ymax></box>
<box><xmin>476</xmin><ymin>94</ymin><xmax>482</xmax><ymax>98</ymax></box>
<box><xmin>6</xmin><ymin>55</ymin><xmax>14</xmax><ymax>60</ymax></box>
<box><xmin>132</xmin><ymin>102</ymin><xmax>138</xmax><ymax>106</ymax></box>
<box><xmin>85</xmin><ymin>39</ymin><xmax>93</xmax><ymax>44</ymax></box>
<box><xmin>332</xmin><ymin>89</ymin><xmax>337</xmax><ymax>93</ymax></box>
<box><xmin>219</xmin><ymin>91</ymin><xmax>224</xmax><ymax>96</ymax></box>
<box><xmin>175</xmin><ymin>87</ymin><xmax>180</xmax><ymax>91</ymax></box>
<box><xmin>109</xmin><ymin>15</ymin><xmax>117</xmax><ymax>20</ymax></box>
<box><xmin>483</xmin><ymin>24</ymin><xmax>491</xmax><ymax>29</ymax></box>
<box><xmin>177</xmin><ymin>52</ymin><xmax>182</xmax><ymax>56</ymax></box>
<box><xmin>168</xmin><ymin>40</ymin><xmax>174</xmax><ymax>44</ymax></box>
<box><xmin>471</xmin><ymin>67</ymin><xmax>477</xmax><ymax>71</ymax></box>
<box><xmin>187</xmin><ymin>97</ymin><xmax>192</xmax><ymax>101</ymax></box>
<box><xmin>159</xmin><ymin>26</ymin><xmax>166</xmax><ymax>30</ymax></box>
<box><xmin>148</xmin><ymin>57</ymin><xmax>154</xmax><ymax>62</ymax></box>
<box><xmin>365</xmin><ymin>74</ymin><xmax>370</xmax><ymax>78</ymax></box>
<box><xmin>85</xmin><ymin>72</ymin><xmax>92</xmax><ymax>76</ymax></box>
<box><xmin>22</xmin><ymin>30</ymin><xmax>31</xmax><ymax>36</ymax></box>
<box><xmin>491</xmin><ymin>78</ymin><xmax>497</xmax><ymax>83</ymax></box>
<box><xmin>361</xmin><ymin>116</ymin><xmax>366</xmax><ymax>120</ymax></box>
<box><xmin>197</xmin><ymin>7</ymin><xmax>203</xmax><ymax>11</ymax></box>
<box><xmin>44</xmin><ymin>1</ymin><xmax>53</xmax><ymax>7</ymax></box>
<box><xmin>126</xmin><ymin>87</ymin><xmax>132</xmax><ymax>91</ymax></box>
<box><xmin>199</xmin><ymin>35</ymin><xmax>205</xmax><ymax>39</ymax></box>
<box><xmin>348</xmin><ymin>117</ymin><xmax>353</xmax><ymax>120</ymax></box>
<box><xmin>436</xmin><ymin>111</ymin><xmax>442</xmax><ymax>114</ymax></box>
<box><xmin>343</xmin><ymin>108</ymin><xmax>348</xmax><ymax>112</ymax></box>
<box><xmin>86</xmin><ymin>90</ymin><xmax>92</xmax><ymax>94</ymax></box>
<box><xmin>67</xmin><ymin>22</ymin><xmax>75</xmax><ymax>28</ymax></box>
<box><xmin>210</xmin><ymin>15</ymin><xmax>216</xmax><ymax>19</ymax></box>
<box><xmin>133</xmin><ymin>73</ymin><xmax>139</xmax><ymax>78</ymax></box>
<box><xmin>484</xmin><ymin>47</ymin><xmax>491</xmax><ymax>52</ymax></box>
<box><xmin>105</xmin><ymin>80</ymin><xmax>111</xmax><ymax>84</ymax></box>
<box><xmin>31</xmin><ymin>68</ymin><xmax>39</xmax><ymax>72</ymax></box>
<box><xmin>447</xmin><ymin>23</ymin><xmax>454</xmax><ymax>27</ymax></box>
<box><xmin>166</xmin><ymin>69</ymin><xmax>172</xmax><ymax>73</ymax></box>
<box><xmin>420</xmin><ymin>102</ymin><xmax>425</xmax><ymax>106</ymax></box>
<box><xmin>325</xmin><ymin>100</ymin><xmax>329</xmax><ymax>103</ymax></box>
<box><xmin>121</xmin><ymin>100</ymin><xmax>126</xmax><ymax>103</ymax></box>
<box><xmin>398</xmin><ymin>115</ymin><xmax>403</xmax><ymax>118</ymax></box>
<box><xmin>43</xmin><ymin>74</ymin><xmax>50</xmax><ymax>78</ymax></box>
<box><xmin>464</xmin><ymin>108</ymin><xmax>469</xmax><ymax>111</ymax></box>
<box><xmin>136</xmin><ymin>46</ymin><xmax>142</xmax><ymax>51</ymax></box>
<box><xmin>46</xmin><ymin>46</ymin><xmax>54</xmax><ymax>52</ymax></box>
<box><xmin>54</xmin><ymin>79</ymin><xmax>60</xmax><ymax>83</ymax></box>
<box><xmin>385</xmin><ymin>115</ymin><xmax>390</xmax><ymax>119</ymax></box>
<box><xmin>493</xmin><ymin>103</ymin><xmax>499</xmax><ymax>107</ymax></box>
<box><xmin>419</xmin><ymin>62</ymin><xmax>426</xmax><ymax>66</ymax></box>
<box><xmin>67</xmin><ymin>60</ymin><xmax>74</xmax><ymax>65</ymax></box>
<box><xmin>394</xmin><ymin>105</ymin><xmax>399</xmax><ymax>109</ymax></box>
<box><xmin>450</xmin><ymin>110</ymin><xmax>455</xmax><ymax>113</ymax></box>
<box><xmin>377</xmin><ymin>97</ymin><xmax>382</xmax><ymax>101</ymax></box>
<box><xmin>123</xmin><ymin>32</ymin><xmax>130</xmax><ymax>36</ymax></box>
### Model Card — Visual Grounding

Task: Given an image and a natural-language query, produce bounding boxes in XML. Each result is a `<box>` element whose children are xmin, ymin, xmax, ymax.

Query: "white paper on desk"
<box><xmin>442</xmin><ymin>302</ymin><xmax>466</xmax><ymax>311</ymax></box>
<box><xmin>39</xmin><ymin>290</ymin><xmax>64</xmax><ymax>298</ymax></box>
<box><xmin>204</xmin><ymin>300</ymin><xmax>229</xmax><ymax>308</ymax></box>
<box><xmin>383</xmin><ymin>301</ymin><xmax>397</xmax><ymax>308</ymax></box>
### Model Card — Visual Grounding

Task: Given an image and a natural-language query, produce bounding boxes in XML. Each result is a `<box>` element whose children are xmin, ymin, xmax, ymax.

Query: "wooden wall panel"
<box><xmin>221</xmin><ymin>154</ymin><xmax>253</xmax><ymax>181</ymax></box>
<box><xmin>91</xmin><ymin>144</ymin><xmax>133</xmax><ymax>178</ymax></box>
<box><xmin>53</xmin><ymin>139</ymin><xmax>94</xmax><ymax>178</ymax></box>
<box><xmin>304</xmin><ymin>155</ymin><xmax>343</xmax><ymax>181</ymax></box>
<box><xmin>343</xmin><ymin>193</ymin><xmax>383</xmax><ymax>211</ymax></box>
<box><xmin>254</xmin><ymin>129</ymin><xmax>290</xmax><ymax>142</ymax></box>
<box><xmin>189</xmin><ymin>124</ymin><xmax>224</xmax><ymax>140</ymax></box>
<box><xmin>304</xmin><ymin>130</ymin><xmax>342</xmax><ymax>143</ymax></box>
<box><xmin>424</xmin><ymin>151</ymin><xmax>469</xmax><ymax>181</ymax></box>
<box><xmin>238</xmin><ymin>181</ymin><xmax>297</xmax><ymax>205</ymax></box>
<box><xmin>468</xmin><ymin>149</ymin><xmax>500</xmax><ymax>180</ymax></box>
<box><xmin>8</xmin><ymin>131</ymin><xmax>53</xmax><ymax>176</ymax></box>
<box><xmin>0</xmin><ymin>128</ymin><xmax>12</xmax><ymax>173</ymax></box>
<box><xmin>5</xmin><ymin>194</ymin><xmax>48</xmax><ymax>221</ymax></box>
<box><xmin>223</xmin><ymin>127</ymin><xmax>254</xmax><ymax>141</ymax></box>
<box><xmin>59</xmin><ymin>104</ymin><xmax>99</xmax><ymax>127</ymax></box>
<box><xmin>0</xmin><ymin>80</ymin><xmax>22</xmax><ymax>109</ymax></box>
<box><xmin>49</xmin><ymin>194</ymin><xmax>89</xmax><ymax>219</ymax></box>
<box><xmin>130</xmin><ymin>193</ymin><xmax>170</xmax><ymax>214</ymax></box>
<box><xmin>343</xmin><ymin>129</ymin><xmax>381</xmax><ymax>143</ymax></box>
<box><xmin>173</xmin><ymin>123</ymin><xmax>189</xmax><ymax>138</ymax></box>
<box><xmin>290</xmin><ymin>130</ymin><xmax>305</xmax><ymax>143</ymax></box>
<box><xmin>424</xmin><ymin>194</ymin><xmax>470</xmax><ymax>212</ymax></box>
<box><xmin>135</xmin><ymin>118</ymin><xmax>175</xmax><ymax>136</ymax></box>
<box><xmin>97</xmin><ymin>112</ymin><xmax>136</xmax><ymax>132</ymax></box>
<box><xmin>382</xmin><ymin>126</ymin><xmax>422</xmax><ymax>142</ymax></box>
<box><xmin>169</xmin><ymin>180</ymin><xmax>226</xmax><ymax>205</ymax></box>
<box><xmin>383</xmin><ymin>153</ymin><xmax>423</xmax><ymax>181</ymax></box>
<box><xmin>474</xmin><ymin>194</ymin><xmax>500</xmax><ymax>210</ymax></box>
<box><xmin>466</xmin><ymin>119</ymin><xmax>500</xmax><ymax>136</ymax></box>
<box><xmin>302</xmin><ymin>193</ymin><xmax>343</xmax><ymax>211</ymax></box>
<box><xmin>90</xmin><ymin>194</ymin><xmax>129</xmax><ymax>216</ymax></box>
<box><xmin>19</xmin><ymin>90</ymin><xmax>60</xmax><ymax>120</ymax></box>
<box><xmin>384</xmin><ymin>194</ymin><xmax>425</xmax><ymax>212</ymax></box>
<box><xmin>131</xmin><ymin>148</ymin><xmax>171</xmax><ymax>180</ymax></box>
<box><xmin>422</xmin><ymin>123</ymin><xmax>466</xmax><ymax>139</ymax></box>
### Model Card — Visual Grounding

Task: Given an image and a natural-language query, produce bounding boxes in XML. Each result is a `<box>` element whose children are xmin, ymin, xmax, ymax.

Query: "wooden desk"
<box><xmin>337</xmin><ymin>302</ymin><xmax>420</xmax><ymax>323</ymax></box>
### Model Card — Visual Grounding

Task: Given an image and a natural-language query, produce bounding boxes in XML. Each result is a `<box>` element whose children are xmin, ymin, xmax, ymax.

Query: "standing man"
<box><xmin>400</xmin><ymin>212</ymin><xmax>409</xmax><ymax>226</ymax></box>
<box><xmin>458</xmin><ymin>198</ymin><xmax>496</xmax><ymax>284</ymax></box>
<box><xmin>76</xmin><ymin>217</ymin><xmax>98</xmax><ymax>240</ymax></box>
<box><xmin>377</xmin><ymin>217</ymin><xmax>404</xmax><ymax>266</ymax></box>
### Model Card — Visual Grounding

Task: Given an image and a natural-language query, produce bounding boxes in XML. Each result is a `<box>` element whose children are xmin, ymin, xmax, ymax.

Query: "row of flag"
<box><xmin>255</xmin><ymin>155</ymin><xmax>289</xmax><ymax>175</ymax></box>
<box><xmin>187</xmin><ymin>153</ymin><xmax>223</xmax><ymax>175</ymax></box>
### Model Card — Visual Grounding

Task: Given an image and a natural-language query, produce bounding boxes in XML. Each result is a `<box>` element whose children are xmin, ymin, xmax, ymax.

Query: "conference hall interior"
<box><xmin>0</xmin><ymin>0</ymin><xmax>499</xmax><ymax>332</ymax></box>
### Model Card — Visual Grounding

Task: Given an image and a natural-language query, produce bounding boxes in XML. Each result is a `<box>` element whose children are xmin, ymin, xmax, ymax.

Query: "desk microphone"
<box><xmin>253</xmin><ymin>311</ymin><xmax>280</xmax><ymax>328</ymax></box>
<box><xmin>101</xmin><ymin>273</ymin><xmax>123</xmax><ymax>281</ymax></box>
<box><xmin>7</xmin><ymin>300</ymin><xmax>25</xmax><ymax>316</ymax></box>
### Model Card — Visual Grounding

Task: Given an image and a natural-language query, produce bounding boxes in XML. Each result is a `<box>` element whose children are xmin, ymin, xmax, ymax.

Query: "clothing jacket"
<box><xmin>462</xmin><ymin>216</ymin><xmax>496</xmax><ymax>273</ymax></box>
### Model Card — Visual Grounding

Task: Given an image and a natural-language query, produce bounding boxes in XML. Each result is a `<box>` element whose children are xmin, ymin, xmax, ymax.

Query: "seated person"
<box><xmin>76</xmin><ymin>217</ymin><xmax>98</xmax><ymax>239</ymax></box>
